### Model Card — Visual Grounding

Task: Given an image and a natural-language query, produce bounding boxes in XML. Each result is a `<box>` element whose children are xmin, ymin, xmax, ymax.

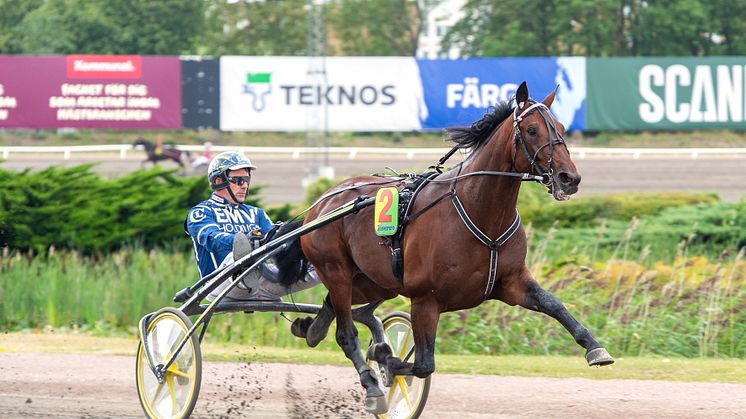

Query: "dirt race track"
<box><xmin>2</xmin><ymin>353</ymin><xmax>746</xmax><ymax>418</ymax></box>
<box><xmin>2</xmin><ymin>152</ymin><xmax>746</xmax><ymax>204</ymax></box>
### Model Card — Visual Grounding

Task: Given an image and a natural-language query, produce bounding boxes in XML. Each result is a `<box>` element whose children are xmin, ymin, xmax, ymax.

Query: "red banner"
<box><xmin>0</xmin><ymin>55</ymin><xmax>180</xmax><ymax>129</ymax></box>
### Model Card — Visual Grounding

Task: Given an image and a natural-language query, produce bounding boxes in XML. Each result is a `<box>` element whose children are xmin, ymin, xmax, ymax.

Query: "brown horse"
<box><xmin>133</xmin><ymin>137</ymin><xmax>190</xmax><ymax>173</ymax></box>
<box><xmin>298</xmin><ymin>82</ymin><xmax>614</xmax><ymax>413</ymax></box>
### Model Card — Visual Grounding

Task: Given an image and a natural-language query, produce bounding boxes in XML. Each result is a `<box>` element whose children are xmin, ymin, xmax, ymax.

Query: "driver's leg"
<box><xmin>206</xmin><ymin>256</ymin><xmax>321</xmax><ymax>302</ymax></box>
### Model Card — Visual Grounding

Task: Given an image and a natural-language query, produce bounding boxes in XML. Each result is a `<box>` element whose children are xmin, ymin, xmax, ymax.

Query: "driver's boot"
<box><xmin>291</xmin><ymin>294</ymin><xmax>335</xmax><ymax>348</ymax></box>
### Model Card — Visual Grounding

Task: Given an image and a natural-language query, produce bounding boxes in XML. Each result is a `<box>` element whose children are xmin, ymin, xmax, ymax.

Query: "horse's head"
<box><xmin>512</xmin><ymin>82</ymin><xmax>580</xmax><ymax>201</ymax></box>
<box><xmin>133</xmin><ymin>137</ymin><xmax>148</xmax><ymax>147</ymax></box>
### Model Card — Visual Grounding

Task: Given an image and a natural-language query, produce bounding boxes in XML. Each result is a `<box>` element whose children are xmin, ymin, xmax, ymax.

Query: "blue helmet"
<box><xmin>207</xmin><ymin>151</ymin><xmax>257</xmax><ymax>189</ymax></box>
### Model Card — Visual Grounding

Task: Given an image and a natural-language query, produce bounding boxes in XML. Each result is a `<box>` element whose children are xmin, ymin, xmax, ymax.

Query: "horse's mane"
<box><xmin>444</xmin><ymin>101</ymin><xmax>514</xmax><ymax>151</ymax></box>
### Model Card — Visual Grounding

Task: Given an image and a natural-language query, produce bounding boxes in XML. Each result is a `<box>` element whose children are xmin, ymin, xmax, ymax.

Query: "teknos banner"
<box><xmin>0</xmin><ymin>55</ymin><xmax>181</xmax><ymax>129</ymax></box>
<box><xmin>417</xmin><ymin>57</ymin><xmax>586</xmax><ymax>131</ymax></box>
<box><xmin>220</xmin><ymin>56</ymin><xmax>426</xmax><ymax>131</ymax></box>
<box><xmin>587</xmin><ymin>57</ymin><xmax>746</xmax><ymax>130</ymax></box>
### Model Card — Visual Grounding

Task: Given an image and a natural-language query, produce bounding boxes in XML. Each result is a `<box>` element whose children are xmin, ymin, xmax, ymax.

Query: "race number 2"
<box><xmin>374</xmin><ymin>187</ymin><xmax>399</xmax><ymax>236</ymax></box>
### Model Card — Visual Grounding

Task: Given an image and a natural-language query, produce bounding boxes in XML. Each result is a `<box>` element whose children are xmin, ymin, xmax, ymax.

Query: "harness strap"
<box><xmin>451</xmin><ymin>193</ymin><xmax>522</xmax><ymax>298</ymax></box>
<box><xmin>402</xmin><ymin>172</ymin><xmax>443</xmax><ymax>224</ymax></box>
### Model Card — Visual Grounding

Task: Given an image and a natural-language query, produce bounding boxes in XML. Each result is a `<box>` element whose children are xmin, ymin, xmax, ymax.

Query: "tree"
<box><xmin>202</xmin><ymin>0</ymin><xmax>309</xmax><ymax>56</ymax></box>
<box><xmin>444</xmin><ymin>0</ymin><xmax>744</xmax><ymax>58</ymax></box>
<box><xmin>328</xmin><ymin>0</ymin><xmax>423</xmax><ymax>56</ymax></box>
<box><xmin>0</xmin><ymin>0</ymin><xmax>44</xmax><ymax>53</ymax></box>
<box><xmin>11</xmin><ymin>0</ymin><xmax>204</xmax><ymax>55</ymax></box>
<box><xmin>101</xmin><ymin>0</ymin><xmax>206</xmax><ymax>55</ymax></box>
<box><xmin>629</xmin><ymin>0</ymin><xmax>711</xmax><ymax>56</ymax></box>
<box><xmin>443</xmin><ymin>0</ymin><xmax>567</xmax><ymax>57</ymax></box>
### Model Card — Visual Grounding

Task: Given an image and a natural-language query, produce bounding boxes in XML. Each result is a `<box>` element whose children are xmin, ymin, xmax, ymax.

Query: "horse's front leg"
<box><xmin>367</xmin><ymin>295</ymin><xmax>438</xmax><ymax>383</ymax></box>
<box><xmin>506</xmin><ymin>272</ymin><xmax>614</xmax><ymax>366</ymax></box>
<box><xmin>410</xmin><ymin>296</ymin><xmax>440</xmax><ymax>378</ymax></box>
<box><xmin>326</xmin><ymin>277</ymin><xmax>386</xmax><ymax>414</ymax></box>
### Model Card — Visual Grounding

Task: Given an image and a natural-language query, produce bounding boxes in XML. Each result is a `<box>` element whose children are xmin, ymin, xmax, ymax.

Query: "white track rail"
<box><xmin>2</xmin><ymin>145</ymin><xmax>746</xmax><ymax>160</ymax></box>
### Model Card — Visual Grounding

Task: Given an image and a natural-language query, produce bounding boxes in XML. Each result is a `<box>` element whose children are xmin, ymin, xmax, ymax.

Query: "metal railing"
<box><xmin>2</xmin><ymin>144</ymin><xmax>746</xmax><ymax>160</ymax></box>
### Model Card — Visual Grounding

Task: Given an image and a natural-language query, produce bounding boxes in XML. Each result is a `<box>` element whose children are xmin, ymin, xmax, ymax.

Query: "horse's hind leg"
<box><xmin>325</xmin><ymin>271</ymin><xmax>386</xmax><ymax>414</ymax></box>
<box><xmin>505</xmin><ymin>274</ymin><xmax>614</xmax><ymax>366</ymax></box>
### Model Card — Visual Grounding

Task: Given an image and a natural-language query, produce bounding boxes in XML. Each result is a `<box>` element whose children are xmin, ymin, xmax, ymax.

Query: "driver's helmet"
<box><xmin>207</xmin><ymin>151</ymin><xmax>257</xmax><ymax>189</ymax></box>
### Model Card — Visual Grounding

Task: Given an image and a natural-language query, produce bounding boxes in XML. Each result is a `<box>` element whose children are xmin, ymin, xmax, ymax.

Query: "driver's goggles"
<box><xmin>227</xmin><ymin>175</ymin><xmax>251</xmax><ymax>186</ymax></box>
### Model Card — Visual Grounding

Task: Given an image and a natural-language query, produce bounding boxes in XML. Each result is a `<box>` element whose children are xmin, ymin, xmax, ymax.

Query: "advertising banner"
<box><xmin>181</xmin><ymin>57</ymin><xmax>220</xmax><ymax>130</ymax></box>
<box><xmin>220</xmin><ymin>56</ymin><xmax>426</xmax><ymax>131</ymax></box>
<box><xmin>416</xmin><ymin>57</ymin><xmax>586</xmax><ymax>131</ymax></box>
<box><xmin>0</xmin><ymin>55</ymin><xmax>181</xmax><ymax>129</ymax></box>
<box><xmin>587</xmin><ymin>57</ymin><xmax>746</xmax><ymax>130</ymax></box>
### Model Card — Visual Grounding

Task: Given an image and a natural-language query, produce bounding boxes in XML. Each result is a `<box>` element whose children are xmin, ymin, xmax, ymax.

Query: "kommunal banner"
<box><xmin>0</xmin><ymin>55</ymin><xmax>181</xmax><ymax>129</ymax></box>
<box><xmin>220</xmin><ymin>56</ymin><xmax>426</xmax><ymax>131</ymax></box>
<box><xmin>416</xmin><ymin>57</ymin><xmax>586</xmax><ymax>131</ymax></box>
<box><xmin>587</xmin><ymin>57</ymin><xmax>746</xmax><ymax>130</ymax></box>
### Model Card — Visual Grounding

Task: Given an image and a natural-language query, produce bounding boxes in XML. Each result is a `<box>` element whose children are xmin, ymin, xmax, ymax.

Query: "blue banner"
<box><xmin>417</xmin><ymin>57</ymin><xmax>586</xmax><ymax>131</ymax></box>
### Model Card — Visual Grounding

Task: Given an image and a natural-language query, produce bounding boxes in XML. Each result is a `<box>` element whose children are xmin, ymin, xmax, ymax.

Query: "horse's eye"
<box><xmin>527</xmin><ymin>126</ymin><xmax>538</xmax><ymax>136</ymax></box>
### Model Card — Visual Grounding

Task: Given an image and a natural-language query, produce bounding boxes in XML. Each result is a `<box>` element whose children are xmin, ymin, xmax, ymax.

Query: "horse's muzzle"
<box><xmin>552</xmin><ymin>170</ymin><xmax>581</xmax><ymax>200</ymax></box>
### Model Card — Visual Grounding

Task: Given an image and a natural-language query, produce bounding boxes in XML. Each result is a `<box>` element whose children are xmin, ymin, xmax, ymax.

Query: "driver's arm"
<box><xmin>186</xmin><ymin>206</ymin><xmax>233</xmax><ymax>254</ymax></box>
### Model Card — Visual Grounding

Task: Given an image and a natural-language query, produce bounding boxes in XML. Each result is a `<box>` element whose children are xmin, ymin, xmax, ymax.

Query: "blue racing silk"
<box><xmin>184</xmin><ymin>193</ymin><xmax>273</xmax><ymax>278</ymax></box>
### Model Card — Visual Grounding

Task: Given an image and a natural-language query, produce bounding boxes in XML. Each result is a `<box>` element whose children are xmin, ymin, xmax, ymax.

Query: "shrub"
<box><xmin>0</xmin><ymin>165</ymin><xmax>269</xmax><ymax>253</ymax></box>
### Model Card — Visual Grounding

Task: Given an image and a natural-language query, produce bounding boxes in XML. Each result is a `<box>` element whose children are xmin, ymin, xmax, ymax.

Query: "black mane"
<box><xmin>444</xmin><ymin>101</ymin><xmax>514</xmax><ymax>150</ymax></box>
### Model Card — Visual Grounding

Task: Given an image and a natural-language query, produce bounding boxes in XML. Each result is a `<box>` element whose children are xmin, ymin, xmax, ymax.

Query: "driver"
<box><xmin>184</xmin><ymin>150</ymin><xmax>321</xmax><ymax>302</ymax></box>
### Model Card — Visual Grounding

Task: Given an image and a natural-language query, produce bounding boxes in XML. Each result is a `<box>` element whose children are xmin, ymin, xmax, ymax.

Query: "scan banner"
<box><xmin>416</xmin><ymin>57</ymin><xmax>587</xmax><ymax>131</ymax></box>
<box><xmin>0</xmin><ymin>55</ymin><xmax>181</xmax><ymax>129</ymax></box>
<box><xmin>587</xmin><ymin>57</ymin><xmax>746</xmax><ymax>130</ymax></box>
<box><xmin>220</xmin><ymin>56</ymin><xmax>426</xmax><ymax>131</ymax></box>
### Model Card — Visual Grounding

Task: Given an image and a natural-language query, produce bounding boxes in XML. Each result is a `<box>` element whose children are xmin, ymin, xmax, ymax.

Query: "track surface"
<box><xmin>2</xmin><ymin>353</ymin><xmax>745</xmax><ymax>418</ymax></box>
<box><xmin>2</xmin><ymin>152</ymin><xmax>746</xmax><ymax>204</ymax></box>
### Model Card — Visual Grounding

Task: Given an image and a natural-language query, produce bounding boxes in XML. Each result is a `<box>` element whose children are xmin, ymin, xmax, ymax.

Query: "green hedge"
<box><xmin>534</xmin><ymin>201</ymin><xmax>746</xmax><ymax>263</ymax></box>
<box><xmin>517</xmin><ymin>182</ymin><xmax>719</xmax><ymax>228</ymax></box>
<box><xmin>0</xmin><ymin>165</ymin><xmax>285</xmax><ymax>253</ymax></box>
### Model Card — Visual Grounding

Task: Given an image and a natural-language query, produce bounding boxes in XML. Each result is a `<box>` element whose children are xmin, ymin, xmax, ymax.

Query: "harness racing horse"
<box><xmin>132</xmin><ymin>137</ymin><xmax>190</xmax><ymax>172</ymax></box>
<box><xmin>291</xmin><ymin>82</ymin><xmax>614</xmax><ymax>414</ymax></box>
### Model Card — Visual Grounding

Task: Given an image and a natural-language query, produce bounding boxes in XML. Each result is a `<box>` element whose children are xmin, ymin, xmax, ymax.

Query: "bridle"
<box><xmin>511</xmin><ymin>100</ymin><xmax>568</xmax><ymax>187</ymax></box>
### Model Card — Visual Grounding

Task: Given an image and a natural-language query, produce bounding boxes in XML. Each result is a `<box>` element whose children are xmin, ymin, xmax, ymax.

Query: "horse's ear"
<box><xmin>516</xmin><ymin>81</ymin><xmax>528</xmax><ymax>109</ymax></box>
<box><xmin>543</xmin><ymin>84</ymin><xmax>559</xmax><ymax>108</ymax></box>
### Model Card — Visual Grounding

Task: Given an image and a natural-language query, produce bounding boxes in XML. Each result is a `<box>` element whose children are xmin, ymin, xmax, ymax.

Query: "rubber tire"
<box><xmin>368</xmin><ymin>311</ymin><xmax>431</xmax><ymax>419</ymax></box>
<box><xmin>136</xmin><ymin>307</ymin><xmax>202</xmax><ymax>419</ymax></box>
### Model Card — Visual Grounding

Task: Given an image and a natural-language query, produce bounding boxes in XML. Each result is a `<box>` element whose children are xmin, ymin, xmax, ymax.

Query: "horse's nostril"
<box><xmin>558</xmin><ymin>172</ymin><xmax>580</xmax><ymax>186</ymax></box>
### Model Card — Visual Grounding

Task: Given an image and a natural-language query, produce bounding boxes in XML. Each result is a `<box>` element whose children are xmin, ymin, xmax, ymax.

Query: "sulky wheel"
<box><xmin>136</xmin><ymin>307</ymin><xmax>202</xmax><ymax>419</ymax></box>
<box><xmin>367</xmin><ymin>312</ymin><xmax>431</xmax><ymax>419</ymax></box>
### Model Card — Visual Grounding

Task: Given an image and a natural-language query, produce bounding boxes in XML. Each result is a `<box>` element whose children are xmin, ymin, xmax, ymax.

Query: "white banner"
<box><xmin>220</xmin><ymin>56</ymin><xmax>426</xmax><ymax>131</ymax></box>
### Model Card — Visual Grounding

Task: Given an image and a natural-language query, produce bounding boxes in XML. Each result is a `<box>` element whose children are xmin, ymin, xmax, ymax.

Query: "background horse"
<box><xmin>132</xmin><ymin>137</ymin><xmax>190</xmax><ymax>172</ymax></box>
<box><xmin>290</xmin><ymin>82</ymin><xmax>614</xmax><ymax>414</ymax></box>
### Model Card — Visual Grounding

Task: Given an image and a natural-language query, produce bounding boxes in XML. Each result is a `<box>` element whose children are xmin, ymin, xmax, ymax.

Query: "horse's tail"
<box><xmin>270</xmin><ymin>220</ymin><xmax>310</xmax><ymax>287</ymax></box>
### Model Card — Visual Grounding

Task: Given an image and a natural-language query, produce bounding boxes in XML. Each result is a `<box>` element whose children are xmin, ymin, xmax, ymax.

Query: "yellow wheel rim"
<box><xmin>136</xmin><ymin>309</ymin><xmax>201</xmax><ymax>419</ymax></box>
<box><xmin>367</xmin><ymin>313</ymin><xmax>431</xmax><ymax>419</ymax></box>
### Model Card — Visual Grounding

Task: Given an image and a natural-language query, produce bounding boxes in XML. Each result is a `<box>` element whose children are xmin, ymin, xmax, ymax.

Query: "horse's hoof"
<box><xmin>290</xmin><ymin>316</ymin><xmax>313</xmax><ymax>339</ymax></box>
<box><xmin>364</xmin><ymin>395</ymin><xmax>388</xmax><ymax>414</ymax></box>
<box><xmin>367</xmin><ymin>342</ymin><xmax>393</xmax><ymax>364</ymax></box>
<box><xmin>306</xmin><ymin>314</ymin><xmax>333</xmax><ymax>348</ymax></box>
<box><xmin>586</xmin><ymin>347</ymin><xmax>615</xmax><ymax>366</ymax></box>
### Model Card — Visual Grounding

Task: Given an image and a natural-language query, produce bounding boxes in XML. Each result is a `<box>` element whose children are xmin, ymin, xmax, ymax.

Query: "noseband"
<box><xmin>512</xmin><ymin>101</ymin><xmax>568</xmax><ymax>186</ymax></box>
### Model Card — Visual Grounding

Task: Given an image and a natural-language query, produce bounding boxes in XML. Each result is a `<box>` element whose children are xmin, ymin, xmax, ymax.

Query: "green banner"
<box><xmin>587</xmin><ymin>57</ymin><xmax>746</xmax><ymax>130</ymax></box>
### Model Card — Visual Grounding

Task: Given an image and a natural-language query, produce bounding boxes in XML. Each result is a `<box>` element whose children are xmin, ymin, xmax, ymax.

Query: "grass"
<box><xmin>3</xmin><ymin>237</ymin><xmax>746</xmax><ymax>359</ymax></box>
<box><xmin>3</xmin><ymin>331</ymin><xmax>746</xmax><ymax>383</ymax></box>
